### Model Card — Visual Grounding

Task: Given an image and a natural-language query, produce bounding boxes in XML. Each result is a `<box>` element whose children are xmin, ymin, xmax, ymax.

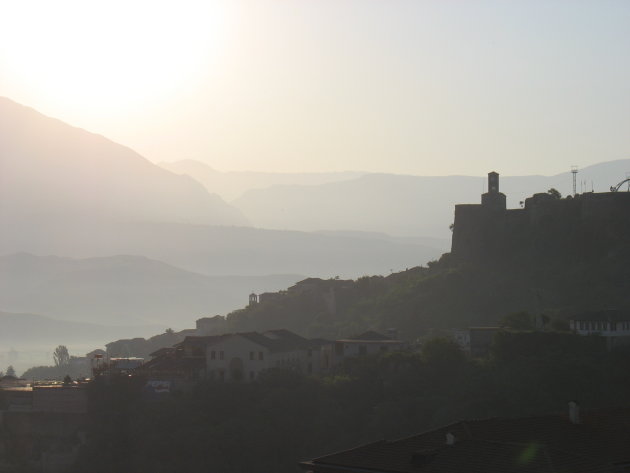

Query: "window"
<box><xmin>210</xmin><ymin>351</ymin><xmax>216</xmax><ymax>360</ymax></box>
<box><xmin>219</xmin><ymin>370</ymin><xmax>225</xmax><ymax>381</ymax></box>
<box><xmin>259</xmin><ymin>351</ymin><xmax>264</xmax><ymax>360</ymax></box>
<box><xmin>249</xmin><ymin>351</ymin><xmax>254</xmax><ymax>360</ymax></box>
<box><xmin>219</xmin><ymin>351</ymin><xmax>224</xmax><ymax>360</ymax></box>
<box><xmin>250</xmin><ymin>371</ymin><xmax>255</xmax><ymax>380</ymax></box>
<box><xmin>307</xmin><ymin>362</ymin><xmax>312</xmax><ymax>374</ymax></box>
<box><xmin>335</xmin><ymin>342</ymin><xmax>344</xmax><ymax>356</ymax></box>
<box><xmin>380</xmin><ymin>346</ymin><xmax>389</xmax><ymax>352</ymax></box>
<box><xmin>307</xmin><ymin>349</ymin><xmax>312</xmax><ymax>357</ymax></box>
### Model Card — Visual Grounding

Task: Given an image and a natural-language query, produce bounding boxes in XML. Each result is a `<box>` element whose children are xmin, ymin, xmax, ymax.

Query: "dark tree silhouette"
<box><xmin>53</xmin><ymin>345</ymin><xmax>70</xmax><ymax>367</ymax></box>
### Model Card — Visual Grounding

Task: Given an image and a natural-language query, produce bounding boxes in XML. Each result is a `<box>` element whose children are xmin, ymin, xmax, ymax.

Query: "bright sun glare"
<box><xmin>0</xmin><ymin>1</ymin><xmax>229</xmax><ymax>112</ymax></box>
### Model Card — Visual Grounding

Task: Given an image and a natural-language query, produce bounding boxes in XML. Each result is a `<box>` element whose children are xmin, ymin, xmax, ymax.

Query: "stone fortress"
<box><xmin>451</xmin><ymin>171</ymin><xmax>630</xmax><ymax>261</ymax></box>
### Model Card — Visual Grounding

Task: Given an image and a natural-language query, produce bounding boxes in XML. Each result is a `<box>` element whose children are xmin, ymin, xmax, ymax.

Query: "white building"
<box><xmin>176</xmin><ymin>329</ymin><xmax>328</xmax><ymax>382</ymax></box>
<box><xmin>570</xmin><ymin>310</ymin><xmax>630</xmax><ymax>349</ymax></box>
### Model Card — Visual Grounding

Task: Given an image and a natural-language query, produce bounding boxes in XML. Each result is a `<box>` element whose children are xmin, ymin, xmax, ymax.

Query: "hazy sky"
<box><xmin>1</xmin><ymin>0</ymin><xmax>629</xmax><ymax>176</ymax></box>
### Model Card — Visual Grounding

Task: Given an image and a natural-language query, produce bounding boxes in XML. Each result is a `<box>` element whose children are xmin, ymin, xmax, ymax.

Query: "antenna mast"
<box><xmin>571</xmin><ymin>166</ymin><xmax>578</xmax><ymax>196</ymax></box>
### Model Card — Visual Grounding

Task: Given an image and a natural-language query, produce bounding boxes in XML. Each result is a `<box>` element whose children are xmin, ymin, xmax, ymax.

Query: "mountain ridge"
<box><xmin>0</xmin><ymin>96</ymin><xmax>248</xmax><ymax>229</ymax></box>
<box><xmin>0</xmin><ymin>252</ymin><xmax>305</xmax><ymax>327</ymax></box>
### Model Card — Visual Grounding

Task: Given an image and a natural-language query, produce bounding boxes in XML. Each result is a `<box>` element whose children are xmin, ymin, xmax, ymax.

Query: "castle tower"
<box><xmin>481</xmin><ymin>171</ymin><xmax>506</xmax><ymax>210</ymax></box>
<box><xmin>488</xmin><ymin>171</ymin><xmax>499</xmax><ymax>193</ymax></box>
<box><xmin>249</xmin><ymin>293</ymin><xmax>258</xmax><ymax>306</ymax></box>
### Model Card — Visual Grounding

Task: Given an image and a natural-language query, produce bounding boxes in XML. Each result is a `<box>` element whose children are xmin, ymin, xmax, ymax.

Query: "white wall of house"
<box><xmin>205</xmin><ymin>335</ymin><xmax>271</xmax><ymax>382</ymax></box>
<box><xmin>571</xmin><ymin>320</ymin><xmax>630</xmax><ymax>337</ymax></box>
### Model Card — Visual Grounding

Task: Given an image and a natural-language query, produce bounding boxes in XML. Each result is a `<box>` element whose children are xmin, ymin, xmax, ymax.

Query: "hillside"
<box><xmin>0</xmin><ymin>97</ymin><xmax>247</xmax><ymax>232</ymax></box>
<box><xmin>222</xmin><ymin>188</ymin><xmax>630</xmax><ymax>340</ymax></box>
<box><xmin>0</xmin><ymin>253</ymin><xmax>304</xmax><ymax>327</ymax></box>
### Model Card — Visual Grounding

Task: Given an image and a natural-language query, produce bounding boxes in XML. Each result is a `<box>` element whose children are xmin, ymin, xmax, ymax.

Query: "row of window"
<box><xmin>209</xmin><ymin>350</ymin><xmax>266</xmax><ymax>361</ymax></box>
<box><xmin>578</xmin><ymin>321</ymin><xmax>630</xmax><ymax>331</ymax></box>
<box><xmin>209</xmin><ymin>350</ymin><xmax>224</xmax><ymax>360</ymax></box>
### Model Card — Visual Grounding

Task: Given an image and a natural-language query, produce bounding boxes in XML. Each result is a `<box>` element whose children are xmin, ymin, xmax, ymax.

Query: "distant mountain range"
<box><xmin>0</xmin><ymin>253</ymin><xmax>304</xmax><ymax>327</ymax></box>
<box><xmin>0</xmin><ymin>310</ymin><xmax>154</xmax><ymax>344</ymax></box>
<box><xmin>0</xmin><ymin>96</ymin><xmax>247</xmax><ymax>232</ymax></box>
<box><xmin>3</xmin><ymin>95</ymin><xmax>629</xmax><ymax>361</ymax></box>
<box><xmin>163</xmin><ymin>158</ymin><xmax>630</xmax><ymax>239</ymax></box>
<box><xmin>0</xmin><ymin>97</ymin><xmax>444</xmax><ymax>280</ymax></box>
<box><xmin>0</xmin><ymin>223</ymin><xmax>444</xmax><ymax>279</ymax></box>
<box><xmin>160</xmin><ymin>159</ymin><xmax>364</xmax><ymax>201</ymax></box>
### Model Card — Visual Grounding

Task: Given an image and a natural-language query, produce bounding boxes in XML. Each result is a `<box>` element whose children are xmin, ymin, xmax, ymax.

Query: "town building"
<box><xmin>452</xmin><ymin>327</ymin><xmax>501</xmax><ymax>357</ymax></box>
<box><xmin>140</xmin><ymin>329</ymin><xmax>329</xmax><ymax>383</ymax></box>
<box><xmin>0</xmin><ymin>382</ymin><xmax>89</xmax><ymax>471</ymax></box>
<box><xmin>195</xmin><ymin>315</ymin><xmax>227</xmax><ymax>335</ymax></box>
<box><xmin>321</xmin><ymin>331</ymin><xmax>406</xmax><ymax>370</ymax></box>
<box><xmin>570</xmin><ymin>309</ymin><xmax>630</xmax><ymax>349</ymax></box>
<box><xmin>300</xmin><ymin>403</ymin><xmax>630</xmax><ymax>473</ymax></box>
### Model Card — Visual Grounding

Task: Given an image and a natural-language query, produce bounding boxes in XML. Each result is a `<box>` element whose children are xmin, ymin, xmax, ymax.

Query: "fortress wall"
<box><xmin>581</xmin><ymin>192</ymin><xmax>630</xmax><ymax>223</ymax></box>
<box><xmin>452</xmin><ymin>171</ymin><xmax>630</xmax><ymax>262</ymax></box>
<box><xmin>452</xmin><ymin>204</ymin><xmax>508</xmax><ymax>259</ymax></box>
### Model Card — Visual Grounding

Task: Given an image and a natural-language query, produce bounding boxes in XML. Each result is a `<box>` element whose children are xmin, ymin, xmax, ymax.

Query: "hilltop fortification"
<box><xmin>451</xmin><ymin>172</ymin><xmax>630</xmax><ymax>262</ymax></box>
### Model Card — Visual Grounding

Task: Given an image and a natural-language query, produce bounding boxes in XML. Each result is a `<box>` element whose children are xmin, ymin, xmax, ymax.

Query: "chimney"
<box><xmin>445</xmin><ymin>432</ymin><xmax>456</xmax><ymax>446</ymax></box>
<box><xmin>569</xmin><ymin>400</ymin><xmax>581</xmax><ymax>424</ymax></box>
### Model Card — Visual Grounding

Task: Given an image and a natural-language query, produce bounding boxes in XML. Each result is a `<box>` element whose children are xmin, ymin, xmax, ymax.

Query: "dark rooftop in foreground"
<box><xmin>301</xmin><ymin>407</ymin><xmax>630</xmax><ymax>473</ymax></box>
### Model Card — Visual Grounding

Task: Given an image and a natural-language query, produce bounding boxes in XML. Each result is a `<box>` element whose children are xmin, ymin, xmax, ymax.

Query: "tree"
<box><xmin>6</xmin><ymin>365</ymin><xmax>15</xmax><ymax>377</ymax></box>
<box><xmin>63</xmin><ymin>375</ymin><xmax>72</xmax><ymax>385</ymax></box>
<box><xmin>53</xmin><ymin>345</ymin><xmax>70</xmax><ymax>367</ymax></box>
<box><xmin>547</xmin><ymin>188</ymin><xmax>562</xmax><ymax>199</ymax></box>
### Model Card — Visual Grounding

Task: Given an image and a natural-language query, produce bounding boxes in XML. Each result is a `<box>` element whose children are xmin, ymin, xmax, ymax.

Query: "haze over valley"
<box><xmin>3</xmin><ymin>2</ymin><xmax>630</xmax><ymax>471</ymax></box>
<box><xmin>3</xmin><ymin>95</ymin><xmax>630</xmax><ymax>371</ymax></box>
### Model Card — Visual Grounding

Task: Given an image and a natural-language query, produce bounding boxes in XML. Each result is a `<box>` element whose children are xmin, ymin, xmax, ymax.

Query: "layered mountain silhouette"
<box><xmin>0</xmin><ymin>310</ymin><xmax>154</xmax><ymax>344</ymax></box>
<box><xmin>0</xmin><ymin>223</ymin><xmax>443</xmax><ymax>279</ymax></box>
<box><xmin>160</xmin><ymin>159</ymin><xmax>363</xmax><ymax>201</ymax></box>
<box><xmin>0</xmin><ymin>97</ymin><xmax>442</xmax><ymax>280</ymax></box>
<box><xmin>0</xmin><ymin>253</ymin><xmax>303</xmax><ymax>327</ymax></box>
<box><xmin>0</xmin><ymin>97</ymin><xmax>248</xmax><ymax>231</ymax></box>
<box><xmin>228</xmin><ymin>161</ymin><xmax>630</xmax><ymax>238</ymax></box>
